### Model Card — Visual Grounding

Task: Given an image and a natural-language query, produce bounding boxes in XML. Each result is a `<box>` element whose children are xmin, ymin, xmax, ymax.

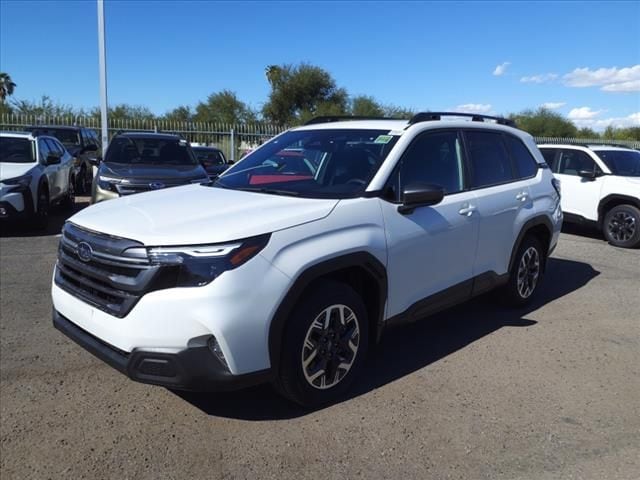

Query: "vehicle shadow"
<box><xmin>174</xmin><ymin>257</ymin><xmax>600</xmax><ymax>420</ymax></box>
<box><xmin>561</xmin><ymin>222</ymin><xmax>605</xmax><ymax>242</ymax></box>
<box><xmin>0</xmin><ymin>197</ymin><xmax>89</xmax><ymax>238</ymax></box>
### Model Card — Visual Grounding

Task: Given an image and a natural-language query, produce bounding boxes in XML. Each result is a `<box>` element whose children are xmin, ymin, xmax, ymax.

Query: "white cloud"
<box><xmin>493</xmin><ymin>62</ymin><xmax>510</xmax><ymax>76</ymax></box>
<box><xmin>568</xmin><ymin>107</ymin><xmax>602</xmax><ymax>120</ymax></box>
<box><xmin>567</xmin><ymin>111</ymin><xmax>640</xmax><ymax>131</ymax></box>
<box><xmin>540</xmin><ymin>102</ymin><xmax>566</xmax><ymax>110</ymax></box>
<box><xmin>563</xmin><ymin>65</ymin><xmax>640</xmax><ymax>92</ymax></box>
<box><xmin>455</xmin><ymin>104</ymin><xmax>493</xmax><ymax>114</ymax></box>
<box><xmin>520</xmin><ymin>73</ymin><xmax>558</xmax><ymax>84</ymax></box>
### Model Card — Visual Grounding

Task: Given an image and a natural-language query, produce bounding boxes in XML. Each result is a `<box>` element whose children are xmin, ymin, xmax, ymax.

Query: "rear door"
<box><xmin>462</xmin><ymin>129</ymin><xmax>533</xmax><ymax>277</ymax></box>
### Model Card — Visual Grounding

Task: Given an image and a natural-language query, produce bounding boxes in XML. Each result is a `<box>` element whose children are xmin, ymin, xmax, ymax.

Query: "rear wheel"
<box><xmin>502</xmin><ymin>235</ymin><xmax>544</xmax><ymax>306</ymax></box>
<box><xmin>35</xmin><ymin>185</ymin><xmax>50</xmax><ymax>229</ymax></box>
<box><xmin>275</xmin><ymin>281</ymin><xmax>368</xmax><ymax>407</ymax></box>
<box><xmin>603</xmin><ymin>204</ymin><xmax>640</xmax><ymax>249</ymax></box>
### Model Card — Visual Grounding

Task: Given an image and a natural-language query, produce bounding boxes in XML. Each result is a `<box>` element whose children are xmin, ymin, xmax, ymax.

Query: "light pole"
<box><xmin>97</xmin><ymin>0</ymin><xmax>108</xmax><ymax>157</ymax></box>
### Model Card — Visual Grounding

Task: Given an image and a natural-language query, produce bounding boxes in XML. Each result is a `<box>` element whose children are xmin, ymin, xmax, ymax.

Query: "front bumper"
<box><xmin>53</xmin><ymin>309</ymin><xmax>271</xmax><ymax>391</ymax></box>
<box><xmin>0</xmin><ymin>185</ymin><xmax>34</xmax><ymax>219</ymax></box>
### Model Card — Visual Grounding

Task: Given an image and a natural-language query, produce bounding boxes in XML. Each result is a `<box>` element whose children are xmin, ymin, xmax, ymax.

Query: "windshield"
<box><xmin>597</xmin><ymin>150</ymin><xmax>640</xmax><ymax>177</ymax></box>
<box><xmin>0</xmin><ymin>137</ymin><xmax>35</xmax><ymax>163</ymax></box>
<box><xmin>214</xmin><ymin>129</ymin><xmax>400</xmax><ymax>198</ymax></box>
<box><xmin>194</xmin><ymin>148</ymin><xmax>226</xmax><ymax>165</ymax></box>
<box><xmin>105</xmin><ymin>137</ymin><xmax>199</xmax><ymax>165</ymax></box>
<box><xmin>32</xmin><ymin>128</ymin><xmax>80</xmax><ymax>147</ymax></box>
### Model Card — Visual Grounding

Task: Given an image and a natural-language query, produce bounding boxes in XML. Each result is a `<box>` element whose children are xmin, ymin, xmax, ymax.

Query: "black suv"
<box><xmin>191</xmin><ymin>146</ymin><xmax>233</xmax><ymax>179</ymax></box>
<box><xmin>91</xmin><ymin>132</ymin><xmax>209</xmax><ymax>203</ymax></box>
<box><xmin>26</xmin><ymin>125</ymin><xmax>101</xmax><ymax>195</ymax></box>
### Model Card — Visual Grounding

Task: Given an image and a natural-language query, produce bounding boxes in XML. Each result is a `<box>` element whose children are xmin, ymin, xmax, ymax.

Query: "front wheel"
<box><xmin>502</xmin><ymin>235</ymin><xmax>545</xmax><ymax>306</ymax></box>
<box><xmin>603</xmin><ymin>204</ymin><xmax>640</xmax><ymax>249</ymax></box>
<box><xmin>34</xmin><ymin>186</ymin><xmax>50</xmax><ymax>229</ymax></box>
<box><xmin>61</xmin><ymin>175</ymin><xmax>75</xmax><ymax>210</ymax></box>
<box><xmin>275</xmin><ymin>281</ymin><xmax>369</xmax><ymax>407</ymax></box>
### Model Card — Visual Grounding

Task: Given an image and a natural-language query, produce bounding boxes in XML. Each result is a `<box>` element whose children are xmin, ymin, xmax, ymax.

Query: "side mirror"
<box><xmin>578</xmin><ymin>169</ymin><xmax>597</xmax><ymax>180</ymax></box>
<box><xmin>87</xmin><ymin>156</ymin><xmax>101</xmax><ymax>167</ymax></box>
<box><xmin>398</xmin><ymin>183</ymin><xmax>445</xmax><ymax>214</ymax></box>
<box><xmin>83</xmin><ymin>144</ymin><xmax>98</xmax><ymax>153</ymax></box>
<box><xmin>46</xmin><ymin>153</ymin><xmax>61</xmax><ymax>165</ymax></box>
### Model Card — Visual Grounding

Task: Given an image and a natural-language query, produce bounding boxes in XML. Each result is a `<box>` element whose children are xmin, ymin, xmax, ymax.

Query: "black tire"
<box><xmin>603</xmin><ymin>204</ymin><xmax>640</xmax><ymax>249</ymax></box>
<box><xmin>502</xmin><ymin>235</ymin><xmax>545</xmax><ymax>306</ymax></box>
<box><xmin>275</xmin><ymin>281</ymin><xmax>369</xmax><ymax>407</ymax></box>
<box><xmin>77</xmin><ymin>164</ymin><xmax>92</xmax><ymax>195</ymax></box>
<box><xmin>34</xmin><ymin>184</ymin><xmax>50</xmax><ymax>230</ymax></box>
<box><xmin>61</xmin><ymin>175</ymin><xmax>75</xmax><ymax>210</ymax></box>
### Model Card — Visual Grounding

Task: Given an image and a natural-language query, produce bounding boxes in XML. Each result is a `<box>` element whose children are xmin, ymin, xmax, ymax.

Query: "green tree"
<box><xmin>162</xmin><ymin>105</ymin><xmax>193</xmax><ymax>123</ymax></box>
<box><xmin>194</xmin><ymin>90</ymin><xmax>256</xmax><ymax>124</ymax></box>
<box><xmin>262</xmin><ymin>63</ymin><xmax>348</xmax><ymax>124</ymax></box>
<box><xmin>11</xmin><ymin>95</ymin><xmax>76</xmax><ymax>117</ymax></box>
<box><xmin>382</xmin><ymin>104</ymin><xmax>415</xmax><ymax>119</ymax></box>
<box><xmin>350</xmin><ymin>95</ymin><xmax>384</xmax><ymax>117</ymax></box>
<box><xmin>509</xmin><ymin>107</ymin><xmax>578</xmax><ymax>137</ymax></box>
<box><xmin>576</xmin><ymin>127</ymin><xmax>600</xmax><ymax>139</ymax></box>
<box><xmin>602</xmin><ymin>126</ymin><xmax>640</xmax><ymax>141</ymax></box>
<box><xmin>0</xmin><ymin>73</ymin><xmax>17</xmax><ymax>102</ymax></box>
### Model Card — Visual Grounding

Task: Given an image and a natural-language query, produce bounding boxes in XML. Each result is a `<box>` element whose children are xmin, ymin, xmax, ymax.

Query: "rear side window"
<box><xmin>505</xmin><ymin>136</ymin><xmax>538</xmax><ymax>178</ymax></box>
<box><xmin>540</xmin><ymin>149</ymin><xmax>559</xmax><ymax>171</ymax></box>
<box><xmin>465</xmin><ymin>131</ymin><xmax>514</xmax><ymax>187</ymax></box>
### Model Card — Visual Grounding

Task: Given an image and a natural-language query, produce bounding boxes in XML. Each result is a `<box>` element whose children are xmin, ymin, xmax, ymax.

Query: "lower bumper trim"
<box><xmin>53</xmin><ymin>309</ymin><xmax>271</xmax><ymax>391</ymax></box>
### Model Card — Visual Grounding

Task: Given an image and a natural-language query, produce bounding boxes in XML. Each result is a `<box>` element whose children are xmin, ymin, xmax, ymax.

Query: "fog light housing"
<box><xmin>207</xmin><ymin>336</ymin><xmax>229</xmax><ymax>371</ymax></box>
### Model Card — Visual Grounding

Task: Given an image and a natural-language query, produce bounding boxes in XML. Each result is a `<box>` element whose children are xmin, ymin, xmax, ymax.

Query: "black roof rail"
<box><xmin>408</xmin><ymin>111</ymin><xmax>516</xmax><ymax>128</ymax></box>
<box><xmin>304</xmin><ymin>115</ymin><xmax>403</xmax><ymax>126</ymax></box>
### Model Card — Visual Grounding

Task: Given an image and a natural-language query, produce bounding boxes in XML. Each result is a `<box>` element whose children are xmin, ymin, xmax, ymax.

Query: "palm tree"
<box><xmin>0</xmin><ymin>73</ymin><xmax>17</xmax><ymax>101</ymax></box>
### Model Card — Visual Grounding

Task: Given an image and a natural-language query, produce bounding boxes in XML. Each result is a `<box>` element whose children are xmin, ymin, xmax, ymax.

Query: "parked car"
<box><xmin>91</xmin><ymin>132</ymin><xmax>209</xmax><ymax>203</ymax></box>
<box><xmin>0</xmin><ymin>131</ymin><xmax>75</xmax><ymax>227</ymax></box>
<box><xmin>52</xmin><ymin>113</ymin><xmax>562</xmax><ymax>406</ymax></box>
<box><xmin>26</xmin><ymin>125</ymin><xmax>101</xmax><ymax>195</ymax></box>
<box><xmin>192</xmin><ymin>146</ymin><xmax>232</xmax><ymax>179</ymax></box>
<box><xmin>539</xmin><ymin>144</ymin><xmax>640</xmax><ymax>248</ymax></box>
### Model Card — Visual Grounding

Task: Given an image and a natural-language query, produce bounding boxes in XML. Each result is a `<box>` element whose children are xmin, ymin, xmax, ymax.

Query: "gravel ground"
<box><xmin>1</xmin><ymin>205</ymin><xmax>639</xmax><ymax>480</ymax></box>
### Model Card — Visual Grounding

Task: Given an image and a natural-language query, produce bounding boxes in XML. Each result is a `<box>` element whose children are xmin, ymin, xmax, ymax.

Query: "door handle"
<box><xmin>458</xmin><ymin>204</ymin><xmax>476</xmax><ymax>216</ymax></box>
<box><xmin>516</xmin><ymin>191</ymin><xmax>529</xmax><ymax>202</ymax></box>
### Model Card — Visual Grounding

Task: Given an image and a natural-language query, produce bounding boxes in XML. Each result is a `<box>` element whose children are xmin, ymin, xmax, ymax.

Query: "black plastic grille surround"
<box><xmin>55</xmin><ymin>223</ymin><xmax>164</xmax><ymax>318</ymax></box>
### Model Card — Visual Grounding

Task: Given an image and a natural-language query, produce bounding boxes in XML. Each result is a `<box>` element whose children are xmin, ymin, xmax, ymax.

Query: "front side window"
<box><xmin>388</xmin><ymin>130</ymin><xmax>464</xmax><ymax>200</ymax></box>
<box><xmin>596</xmin><ymin>150</ymin><xmax>640</xmax><ymax>177</ymax></box>
<box><xmin>0</xmin><ymin>137</ymin><xmax>35</xmax><ymax>163</ymax></box>
<box><xmin>38</xmin><ymin>139</ymin><xmax>51</xmax><ymax>163</ymax></box>
<box><xmin>466</xmin><ymin>131</ymin><xmax>515</xmax><ymax>187</ymax></box>
<box><xmin>540</xmin><ymin>149</ymin><xmax>559</xmax><ymax>171</ymax></box>
<box><xmin>215</xmin><ymin>129</ymin><xmax>400</xmax><ymax>198</ymax></box>
<box><xmin>104</xmin><ymin>137</ymin><xmax>199</xmax><ymax>166</ymax></box>
<box><xmin>557</xmin><ymin>150</ymin><xmax>596</xmax><ymax>176</ymax></box>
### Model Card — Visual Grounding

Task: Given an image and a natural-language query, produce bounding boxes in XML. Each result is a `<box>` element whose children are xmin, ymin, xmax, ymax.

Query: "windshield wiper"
<box><xmin>236</xmin><ymin>186</ymin><xmax>300</xmax><ymax>196</ymax></box>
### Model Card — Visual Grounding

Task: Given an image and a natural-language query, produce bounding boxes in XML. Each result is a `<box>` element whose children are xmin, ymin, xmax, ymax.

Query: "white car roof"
<box><xmin>0</xmin><ymin>131</ymin><xmax>36</xmax><ymax>140</ymax></box>
<box><xmin>538</xmin><ymin>143</ymin><xmax>637</xmax><ymax>152</ymax></box>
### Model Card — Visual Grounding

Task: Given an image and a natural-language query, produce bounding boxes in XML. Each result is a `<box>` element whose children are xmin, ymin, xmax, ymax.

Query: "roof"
<box><xmin>538</xmin><ymin>143</ymin><xmax>637</xmax><ymax>152</ymax></box>
<box><xmin>26</xmin><ymin>125</ymin><xmax>83</xmax><ymax>131</ymax></box>
<box><xmin>191</xmin><ymin>145</ymin><xmax>223</xmax><ymax>151</ymax></box>
<box><xmin>0</xmin><ymin>131</ymin><xmax>36</xmax><ymax>139</ymax></box>
<box><xmin>115</xmin><ymin>131</ymin><xmax>183</xmax><ymax>140</ymax></box>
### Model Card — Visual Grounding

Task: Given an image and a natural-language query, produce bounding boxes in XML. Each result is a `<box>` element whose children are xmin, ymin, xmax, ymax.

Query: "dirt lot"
<box><xmin>1</xmin><ymin>204</ymin><xmax>639</xmax><ymax>480</ymax></box>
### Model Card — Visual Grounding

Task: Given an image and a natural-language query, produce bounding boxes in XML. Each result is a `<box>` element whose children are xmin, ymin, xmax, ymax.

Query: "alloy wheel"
<box><xmin>607</xmin><ymin>211</ymin><xmax>636</xmax><ymax>242</ymax></box>
<box><xmin>517</xmin><ymin>246</ymin><xmax>540</xmax><ymax>299</ymax></box>
<box><xmin>301</xmin><ymin>304</ymin><xmax>360</xmax><ymax>390</ymax></box>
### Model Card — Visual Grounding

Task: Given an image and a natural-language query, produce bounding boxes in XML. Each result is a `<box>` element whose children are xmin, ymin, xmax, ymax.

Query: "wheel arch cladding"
<box><xmin>598</xmin><ymin>194</ymin><xmax>640</xmax><ymax>226</ymax></box>
<box><xmin>268</xmin><ymin>252</ymin><xmax>387</xmax><ymax>374</ymax></box>
<box><xmin>509</xmin><ymin>216</ymin><xmax>553</xmax><ymax>273</ymax></box>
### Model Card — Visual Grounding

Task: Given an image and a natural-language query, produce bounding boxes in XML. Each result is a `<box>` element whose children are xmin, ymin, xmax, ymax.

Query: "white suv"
<box><xmin>539</xmin><ymin>144</ymin><xmax>640</xmax><ymax>248</ymax></box>
<box><xmin>52</xmin><ymin>113</ymin><xmax>562</xmax><ymax>406</ymax></box>
<box><xmin>1</xmin><ymin>131</ymin><xmax>75</xmax><ymax>227</ymax></box>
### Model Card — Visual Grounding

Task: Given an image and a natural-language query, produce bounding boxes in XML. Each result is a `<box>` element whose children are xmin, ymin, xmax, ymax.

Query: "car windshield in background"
<box><xmin>34</xmin><ymin>129</ymin><xmax>80</xmax><ymax>147</ymax></box>
<box><xmin>194</xmin><ymin>148</ymin><xmax>225</xmax><ymax>165</ymax></box>
<box><xmin>598</xmin><ymin>150</ymin><xmax>640</xmax><ymax>177</ymax></box>
<box><xmin>214</xmin><ymin>129</ymin><xmax>400</xmax><ymax>198</ymax></box>
<box><xmin>0</xmin><ymin>137</ymin><xmax>35</xmax><ymax>163</ymax></box>
<box><xmin>105</xmin><ymin>137</ymin><xmax>199</xmax><ymax>165</ymax></box>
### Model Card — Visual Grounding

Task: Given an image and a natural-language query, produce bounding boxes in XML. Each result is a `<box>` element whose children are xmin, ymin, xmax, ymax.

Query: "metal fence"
<box><xmin>2</xmin><ymin>114</ymin><xmax>639</xmax><ymax>158</ymax></box>
<box><xmin>0</xmin><ymin>114</ymin><xmax>288</xmax><ymax>161</ymax></box>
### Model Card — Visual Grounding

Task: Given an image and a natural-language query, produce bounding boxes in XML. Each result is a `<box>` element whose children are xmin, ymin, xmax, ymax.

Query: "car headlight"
<box><xmin>3</xmin><ymin>174</ymin><xmax>32</xmax><ymax>188</ymax></box>
<box><xmin>126</xmin><ymin>234</ymin><xmax>271</xmax><ymax>287</ymax></box>
<box><xmin>97</xmin><ymin>175</ymin><xmax>127</xmax><ymax>192</ymax></box>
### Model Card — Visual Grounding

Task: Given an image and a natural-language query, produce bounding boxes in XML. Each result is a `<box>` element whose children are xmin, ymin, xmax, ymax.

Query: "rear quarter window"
<box><xmin>505</xmin><ymin>135</ymin><xmax>538</xmax><ymax>178</ymax></box>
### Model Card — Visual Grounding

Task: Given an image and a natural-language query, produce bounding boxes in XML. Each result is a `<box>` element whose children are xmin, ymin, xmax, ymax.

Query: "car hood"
<box><xmin>69</xmin><ymin>184</ymin><xmax>339</xmax><ymax>245</ymax></box>
<box><xmin>0</xmin><ymin>162</ymin><xmax>36</xmax><ymax>182</ymax></box>
<box><xmin>101</xmin><ymin>162</ymin><xmax>208</xmax><ymax>181</ymax></box>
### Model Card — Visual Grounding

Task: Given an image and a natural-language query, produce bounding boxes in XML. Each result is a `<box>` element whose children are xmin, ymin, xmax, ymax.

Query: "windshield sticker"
<box><xmin>374</xmin><ymin>135</ymin><xmax>393</xmax><ymax>144</ymax></box>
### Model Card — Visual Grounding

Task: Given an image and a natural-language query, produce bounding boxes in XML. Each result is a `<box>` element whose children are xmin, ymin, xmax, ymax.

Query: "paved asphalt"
<box><xmin>1</xmin><ymin>201</ymin><xmax>639</xmax><ymax>479</ymax></box>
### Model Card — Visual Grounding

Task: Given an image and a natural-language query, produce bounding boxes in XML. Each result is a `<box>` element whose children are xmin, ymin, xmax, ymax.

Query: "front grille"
<box><xmin>116</xmin><ymin>180</ymin><xmax>194</xmax><ymax>196</ymax></box>
<box><xmin>55</xmin><ymin>223</ymin><xmax>163</xmax><ymax>318</ymax></box>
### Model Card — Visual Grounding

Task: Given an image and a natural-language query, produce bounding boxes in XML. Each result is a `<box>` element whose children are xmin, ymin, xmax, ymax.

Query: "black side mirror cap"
<box><xmin>46</xmin><ymin>153</ymin><xmax>61</xmax><ymax>165</ymax></box>
<box><xmin>578</xmin><ymin>169</ymin><xmax>597</xmax><ymax>180</ymax></box>
<box><xmin>398</xmin><ymin>183</ymin><xmax>445</xmax><ymax>214</ymax></box>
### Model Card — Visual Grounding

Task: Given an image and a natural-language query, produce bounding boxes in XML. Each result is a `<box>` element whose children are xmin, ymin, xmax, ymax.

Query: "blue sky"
<box><xmin>1</xmin><ymin>0</ymin><xmax>639</xmax><ymax>129</ymax></box>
